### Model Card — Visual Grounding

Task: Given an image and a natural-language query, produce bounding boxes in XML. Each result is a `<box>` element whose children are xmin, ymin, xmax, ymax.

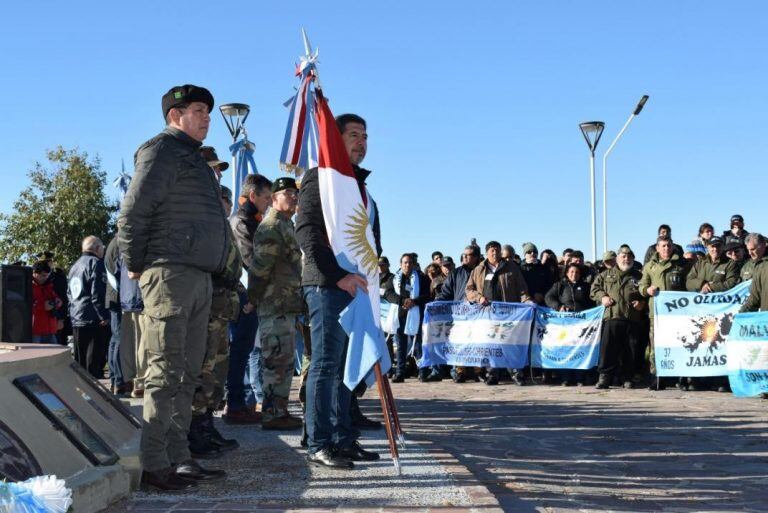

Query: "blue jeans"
<box><xmin>108</xmin><ymin>309</ymin><xmax>124</xmax><ymax>388</ymax></box>
<box><xmin>246</xmin><ymin>345</ymin><xmax>264</xmax><ymax>407</ymax></box>
<box><xmin>226</xmin><ymin>290</ymin><xmax>259</xmax><ymax>411</ymax></box>
<box><xmin>303</xmin><ymin>286</ymin><xmax>355</xmax><ymax>454</ymax></box>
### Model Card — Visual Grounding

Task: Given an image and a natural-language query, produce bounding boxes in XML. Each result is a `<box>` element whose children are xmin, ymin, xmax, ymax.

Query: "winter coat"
<box><xmin>465</xmin><ymin>260</ymin><xmax>530</xmax><ymax>304</ymax></box>
<box><xmin>67</xmin><ymin>252</ymin><xmax>109</xmax><ymax>327</ymax></box>
<box><xmin>545</xmin><ymin>278</ymin><xmax>594</xmax><ymax>312</ymax></box>
<box><xmin>32</xmin><ymin>280</ymin><xmax>59</xmax><ymax>336</ymax></box>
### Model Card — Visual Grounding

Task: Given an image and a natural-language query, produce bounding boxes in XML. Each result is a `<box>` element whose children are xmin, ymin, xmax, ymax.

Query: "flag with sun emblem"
<box><xmin>726</xmin><ymin>311</ymin><xmax>768</xmax><ymax>397</ymax></box>
<box><xmin>314</xmin><ymin>90</ymin><xmax>391</xmax><ymax>389</ymax></box>
<box><xmin>653</xmin><ymin>280</ymin><xmax>751</xmax><ymax>377</ymax></box>
<box><xmin>531</xmin><ymin>306</ymin><xmax>605</xmax><ymax>369</ymax></box>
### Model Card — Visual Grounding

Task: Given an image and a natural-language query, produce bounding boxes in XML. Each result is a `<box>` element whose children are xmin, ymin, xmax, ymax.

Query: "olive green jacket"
<box><xmin>740</xmin><ymin>256</ymin><xmax>768</xmax><ymax>283</ymax></box>
<box><xmin>590</xmin><ymin>267</ymin><xmax>646</xmax><ymax>323</ymax></box>
<box><xmin>248</xmin><ymin>209</ymin><xmax>303</xmax><ymax>316</ymax></box>
<box><xmin>685</xmin><ymin>255</ymin><xmax>739</xmax><ymax>293</ymax></box>
<box><xmin>639</xmin><ymin>254</ymin><xmax>688</xmax><ymax>317</ymax></box>
<box><xmin>741</xmin><ymin>264</ymin><xmax>768</xmax><ymax>312</ymax></box>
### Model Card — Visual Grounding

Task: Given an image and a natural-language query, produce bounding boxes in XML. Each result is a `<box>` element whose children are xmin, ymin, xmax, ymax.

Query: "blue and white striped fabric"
<box><xmin>279</xmin><ymin>68</ymin><xmax>318</xmax><ymax>182</ymax></box>
<box><xmin>421</xmin><ymin>301</ymin><xmax>533</xmax><ymax>369</ymax></box>
<box><xmin>726</xmin><ymin>311</ymin><xmax>768</xmax><ymax>397</ymax></box>
<box><xmin>531</xmin><ymin>306</ymin><xmax>604</xmax><ymax>369</ymax></box>
<box><xmin>229</xmin><ymin>138</ymin><xmax>257</xmax><ymax>215</ymax></box>
<box><xmin>653</xmin><ymin>281</ymin><xmax>751</xmax><ymax>377</ymax></box>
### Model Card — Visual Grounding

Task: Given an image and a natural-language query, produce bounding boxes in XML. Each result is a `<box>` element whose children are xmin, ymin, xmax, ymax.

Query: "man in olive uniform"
<box><xmin>249</xmin><ymin>176</ymin><xmax>303</xmax><ymax>430</ymax></box>
<box><xmin>686</xmin><ymin>236</ymin><xmax>739</xmax><ymax>294</ymax></box>
<box><xmin>639</xmin><ymin>236</ymin><xmax>689</xmax><ymax>389</ymax></box>
<box><xmin>740</xmin><ymin>233</ymin><xmax>767</xmax><ymax>282</ymax></box>
<box><xmin>118</xmin><ymin>85</ymin><xmax>228</xmax><ymax>491</ymax></box>
<box><xmin>188</xmin><ymin>162</ymin><xmax>243</xmax><ymax>457</ymax></box>
<box><xmin>590</xmin><ymin>246</ymin><xmax>647</xmax><ymax>389</ymax></box>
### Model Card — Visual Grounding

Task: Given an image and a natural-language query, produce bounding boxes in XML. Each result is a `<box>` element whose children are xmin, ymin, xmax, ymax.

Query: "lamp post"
<box><xmin>601</xmin><ymin>95</ymin><xmax>649</xmax><ymax>252</ymax></box>
<box><xmin>219</xmin><ymin>103</ymin><xmax>256</xmax><ymax>214</ymax></box>
<box><xmin>579</xmin><ymin>121</ymin><xmax>605</xmax><ymax>263</ymax></box>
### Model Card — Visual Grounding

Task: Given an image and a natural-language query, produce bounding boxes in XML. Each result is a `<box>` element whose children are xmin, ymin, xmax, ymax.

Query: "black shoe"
<box><xmin>426</xmin><ymin>372</ymin><xmax>442</xmax><ymax>382</ymax></box>
<box><xmin>141</xmin><ymin>468</ymin><xmax>197</xmax><ymax>492</ymax></box>
<box><xmin>418</xmin><ymin>374</ymin><xmax>429</xmax><ymax>383</ymax></box>
<box><xmin>392</xmin><ymin>374</ymin><xmax>405</xmax><ymax>383</ymax></box>
<box><xmin>203</xmin><ymin>411</ymin><xmax>239</xmax><ymax>452</ymax></box>
<box><xmin>307</xmin><ymin>447</ymin><xmax>354</xmax><ymax>469</ymax></box>
<box><xmin>174</xmin><ymin>459</ymin><xmax>226</xmax><ymax>482</ymax></box>
<box><xmin>336</xmin><ymin>441</ymin><xmax>380</xmax><ymax>461</ymax></box>
<box><xmin>352</xmin><ymin>415</ymin><xmax>383</xmax><ymax>430</ymax></box>
<box><xmin>452</xmin><ymin>374</ymin><xmax>466</xmax><ymax>383</ymax></box>
<box><xmin>485</xmin><ymin>377</ymin><xmax>499</xmax><ymax>386</ymax></box>
<box><xmin>595</xmin><ymin>374</ymin><xmax>610</xmax><ymax>389</ymax></box>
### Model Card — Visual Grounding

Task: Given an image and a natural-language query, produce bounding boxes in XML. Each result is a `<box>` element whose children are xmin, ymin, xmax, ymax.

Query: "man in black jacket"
<box><xmin>118</xmin><ymin>84</ymin><xmax>228</xmax><ymax>491</ymax></box>
<box><xmin>296</xmin><ymin>113</ymin><xmax>381</xmax><ymax>469</ymax></box>
<box><xmin>67</xmin><ymin>236</ymin><xmax>110</xmax><ymax>379</ymax></box>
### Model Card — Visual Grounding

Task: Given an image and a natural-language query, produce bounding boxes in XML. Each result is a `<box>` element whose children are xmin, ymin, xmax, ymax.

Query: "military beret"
<box><xmin>707</xmin><ymin>236</ymin><xmax>723</xmax><ymax>247</ymax></box>
<box><xmin>162</xmin><ymin>84</ymin><xmax>214</xmax><ymax>120</ymax></box>
<box><xmin>271</xmin><ymin>176</ymin><xmax>298</xmax><ymax>193</ymax></box>
<box><xmin>602</xmin><ymin>250</ymin><xmax>617</xmax><ymax>260</ymax></box>
<box><xmin>200</xmin><ymin>146</ymin><xmax>229</xmax><ymax>171</ymax></box>
<box><xmin>724</xmin><ymin>241</ymin><xmax>743</xmax><ymax>253</ymax></box>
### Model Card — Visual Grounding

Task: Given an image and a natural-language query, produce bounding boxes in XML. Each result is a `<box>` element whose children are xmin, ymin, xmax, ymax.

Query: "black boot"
<box><xmin>188</xmin><ymin>414</ymin><xmax>222</xmax><ymax>459</ymax></box>
<box><xmin>203</xmin><ymin>410</ymin><xmax>238</xmax><ymax>452</ymax></box>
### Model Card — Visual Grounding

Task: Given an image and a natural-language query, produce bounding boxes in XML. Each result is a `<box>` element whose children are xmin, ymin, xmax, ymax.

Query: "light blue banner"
<box><xmin>726</xmin><ymin>311</ymin><xmax>768</xmax><ymax>397</ymax></box>
<box><xmin>531</xmin><ymin>306</ymin><xmax>604</xmax><ymax>369</ymax></box>
<box><xmin>421</xmin><ymin>301</ymin><xmax>534</xmax><ymax>369</ymax></box>
<box><xmin>653</xmin><ymin>281</ymin><xmax>751</xmax><ymax>377</ymax></box>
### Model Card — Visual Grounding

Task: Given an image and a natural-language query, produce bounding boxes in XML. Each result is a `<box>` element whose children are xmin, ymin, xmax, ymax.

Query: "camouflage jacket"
<box><xmin>639</xmin><ymin>254</ymin><xmax>688</xmax><ymax>317</ymax></box>
<box><xmin>212</xmin><ymin>225</ymin><xmax>243</xmax><ymax>290</ymax></box>
<box><xmin>590</xmin><ymin>267</ymin><xmax>646</xmax><ymax>323</ymax></box>
<box><xmin>741</xmin><ymin>263</ymin><xmax>768</xmax><ymax>312</ymax></box>
<box><xmin>248</xmin><ymin>208</ymin><xmax>302</xmax><ymax>316</ymax></box>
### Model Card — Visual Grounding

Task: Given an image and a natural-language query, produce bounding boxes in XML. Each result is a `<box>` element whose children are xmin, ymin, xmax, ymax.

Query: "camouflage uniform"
<box><xmin>192</xmin><ymin>229</ymin><xmax>243</xmax><ymax>415</ymax></box>
<box><xmin>249</xmin><ymin>208</ymin><xmax>303</xmax><ymax>422</ymax></box>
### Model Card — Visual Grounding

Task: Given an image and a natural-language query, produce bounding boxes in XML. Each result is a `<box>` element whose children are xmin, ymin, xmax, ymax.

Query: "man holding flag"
<box><xmin>296</xmin><ymin>112</ymin><xmax>382</xmax><ymax>469</ymax></box>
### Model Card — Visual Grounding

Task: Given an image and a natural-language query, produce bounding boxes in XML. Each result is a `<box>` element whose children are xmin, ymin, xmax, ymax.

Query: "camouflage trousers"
<box><xmin>648</xmin><ymin>320</ymin><xmax>657</xmax><ymax>375</ymax></box>
<box><xmin>259</xmin><ymin>314</ymin><xmax>296</xmax><ymax>422</ymax></box>
<box><xmin>191</xmin><ymin>316</ymin><xmax>230</xmax><ymax>415</ymax></box>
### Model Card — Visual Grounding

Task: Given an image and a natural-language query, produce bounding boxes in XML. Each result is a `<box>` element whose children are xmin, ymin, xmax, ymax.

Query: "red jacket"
<box><xmin>32</xmin><ymin>280</ymin><xmax>59</xmax><ymax>336</ymax></box>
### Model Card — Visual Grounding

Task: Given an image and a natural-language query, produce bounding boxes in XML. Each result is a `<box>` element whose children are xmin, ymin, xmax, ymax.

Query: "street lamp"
<box><xmin>219</xmin><ymin>103</ymin><xmax>250</xmax><ymax>142</ymax></box>
<box><xmin>579</xmin><ymin>121</ymin><xmax>605</xmax><ymax>263</ymax></box>
<box><xmin>601</xmin><ymin>95</ymin><xmax>649</xmax><ymax>252</ymax></box>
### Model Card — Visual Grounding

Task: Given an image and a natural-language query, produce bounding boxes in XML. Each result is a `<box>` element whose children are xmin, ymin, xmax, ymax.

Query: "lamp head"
<box><xmin>219</xmin><ymin>103</ymin><xmax>250</xmax><ymax>140</ymax></box>
<box><xmin>579</xmin><ymin>121</ymin><xmax>605</xmax><ymax>153</ymax></box>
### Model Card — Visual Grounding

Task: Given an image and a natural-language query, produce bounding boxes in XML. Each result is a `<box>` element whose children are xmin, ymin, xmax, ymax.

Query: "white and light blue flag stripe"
<box><xmin>726</xmin><ymin>311</ymin><xmax>768</xmax><ymax>397</ymax></box>
<box><xmin>421</xmin><ymin>301</ymin><xmax>533</xmax><ymax>369</ymax></box>
<box><xmin>653</xmin><ymin>281</ymin><xmax>751</xmax><ymax>377</ymax></box>
<box><xmin>531</xmin><ymin>306</ymin><xmax>604</xmax><ymax>369</ymax></box>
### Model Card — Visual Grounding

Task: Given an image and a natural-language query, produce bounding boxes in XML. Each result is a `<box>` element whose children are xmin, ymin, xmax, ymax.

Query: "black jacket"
<box><xmin>520</xmin><ymin>261</ymin><xmax>555</xmax><ymax>300</ymax></box>
<box><xmin>379</xmin><ymin>271</ymin><xmax>394</xmax><ymax>301</ymax></box>
<box><xmin>117</xmin><ymin>127</ymin><xmax>230</xmax><ymax>274</ymax></box>
<box><xmin>67</xmin><ymin>252</ymin><xmax>109</xmax><ymax>327</ymax></box>
<box><xmin>296</xmin><ymin>165</ymin><xmax>381</xmax><ymax>287</ymax></box>
<box><xmin>383</xmin><ymin>271</ymin><xmax>431</xmax><ymax>319</ymax></box>
<box><xmin>436</xmin><ymin>264</ymin><xmax>475</xmax><ymax>301</ymax></box>
<box><xmin>230</xmin><ymin>200</ymin><xmax>260</xmax><ymax>270</ymax></box>
<box><xmin>545</xmin><ymin>278</ymin><xmax>595</xmax><ymax>312</ymax></box>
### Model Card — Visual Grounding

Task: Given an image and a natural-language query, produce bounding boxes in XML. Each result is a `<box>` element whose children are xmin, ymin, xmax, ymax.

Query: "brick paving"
<box><xmin>106</xmin><ymin>379</ymin><xmax>768</xmax><ymax>512</ymax></box>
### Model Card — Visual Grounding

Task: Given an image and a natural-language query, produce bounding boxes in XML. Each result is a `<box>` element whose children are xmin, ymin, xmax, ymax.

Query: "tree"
<box><xmin>0</xmin><ymin>147</ymin><xmax>117</xmax><ymax>270</ymax></box>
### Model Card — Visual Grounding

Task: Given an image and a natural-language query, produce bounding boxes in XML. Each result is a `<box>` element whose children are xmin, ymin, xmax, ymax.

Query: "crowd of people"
<box><xmin>24</xmin><ymin>82</ymin><xmax>768</xmax><ymax>493</ymax></box>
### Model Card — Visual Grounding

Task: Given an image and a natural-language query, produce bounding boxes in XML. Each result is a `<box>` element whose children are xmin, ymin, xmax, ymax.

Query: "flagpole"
<box><xmin>374</xmin><ymin>362</ymin><xmax>401</xmax><ymax>474</ymax></box>
<box><xmin>382</xmin><ymin>372</ymin><xmax>406</xmax><ymax>449</ymax></box>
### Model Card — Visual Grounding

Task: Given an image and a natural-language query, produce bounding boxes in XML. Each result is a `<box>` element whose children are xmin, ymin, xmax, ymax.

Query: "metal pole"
<box><xmin>602</xmin><ymin>113</ymin><xmax>637</xmax><ymax>252</ymax></box>
<box><xmin>590</xmin><ymin>151</ymin><xmax>597</xmax><ymax>263</ymax></box>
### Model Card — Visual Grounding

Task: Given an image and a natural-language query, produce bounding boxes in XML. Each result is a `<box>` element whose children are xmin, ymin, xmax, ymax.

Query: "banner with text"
<box><xmin>653</xmin><ymin>281</ymin><xmax>751</xmax><ymax>377</ymax></box>
<box><xmin>421</xmin><ymin>301</ymin><xmax>534</xmax><ymax>369</ymax></box>
<box><xmin>531</xmin><ymin>306</ymin><xmax>605</xmax><ymax>369</ymax></box>
<box><xmin>726</xmin><ymin>312</ymin><xmax>768</xmax><ymax>397</ymax></box>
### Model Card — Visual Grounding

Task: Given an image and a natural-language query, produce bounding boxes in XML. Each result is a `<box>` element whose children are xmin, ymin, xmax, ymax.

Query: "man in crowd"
<box><xmin>590</xmin><ymin>246</ymin><xmax>646</xmax><ymax>389</ymax></box>
<box><xmin>741</xmin><ymin>233</ymin><xmax>767</xmax><ymax>282</ymax></box>
<box><xmin>723</xmin><ymin>214</ymin><xmax>749</xmax><ymax>246</ymax></box>
<box><xmin>118</xmin><ymin>84</ymin><xmax>228</xmax><ymax>490</ymax></box>
<box><xmin>431</xmin><ymin>251</ymin><xmax>444</xmax><ymax>265</ymax></box>
<box><xmin>639</xmin><ymin>236</ymin><xmax>688</xmax><ymax>389</ymax></box>
<box><xmin>643</xmin><ymin>224</ymin><xmax>684</xmax><ymax>264</ymax></box>
<box><xmin>501</xmin><ymin>245</ymin><xmax>515</xmax><ymax>263</ymax></box>
<box><xmin>296</xmin><ymin>113</ymin><xmax>381</xmax><ymax>469</ymax></box>
<box><xmin>437</xmin><ymin>245</ymin><xmax>481</xmax><ymax>382</ymax></box>
<box><xmin>686</xmin><ymin>236</ymin><xmax>739</xmax><ymax>294</ymax></box>
<box><xmin>35</xmin><ymin>251</ymin><xmax>69</xmax><ymax>346</ymax></box>
<box><xmin>598</xmin><ymin>250</ymin><xmax>617</xmax><ymax>273</ymax></box>
<box><xmin>441</xmin><ymin>256</ymin><xmax>455</xmax><ymax>276</ymax></box>
<box><xmin>520</xmin><ymin>242</ymin><xmax>554</xmax><ymax>306</ymax></box>
<box><xmin>725</xmin><ymin>241</ymin><xmax>746</xmax><ymax>273</ymax></box>
<box><xmin>104</xmin><ymin>236</ymin><xmax>127</xmax><ymax>394</ymax></box>
<box><xmin>384</xmin><ymin>253</ymin><xmax>433</xmax><ymax>383</ymax></box>
<box><xmin>225</xmin><ymin>173</ymin><xmax>273</xmax><ymax>424</ymax></box>
<box><xmin>187</xmin><ymin>177</ymin><xmax>243</xmax><ymax>458</ymax></box>
<box><xmin>31</xmin><ymin>260</ymin><xmax>62</xmax><ymax>344</ymax></box>
<box><xmin>465</xmin><ymin>241</ymin><xmax>530</xmax><ymax>385</ymax></box>
<box><xmin>249</xmin><ymin>176</ymin><xmax>303</xmax><ymax>430</ymax></box>
<box><xmin>68</xmin><ymin>235</ymin><xmax>110</xmax><ymax>378</ymax></box>
<box><xmin>741</xmin><ymin>237</ymin><xmax>768</xmax><ymax>313</ymax></box>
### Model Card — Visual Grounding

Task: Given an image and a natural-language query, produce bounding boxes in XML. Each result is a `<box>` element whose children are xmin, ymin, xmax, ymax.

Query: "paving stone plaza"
<box><xmin>106</xmin><ymin>380</ymin><xmax>768</xmax><ymax>513</ymax></box>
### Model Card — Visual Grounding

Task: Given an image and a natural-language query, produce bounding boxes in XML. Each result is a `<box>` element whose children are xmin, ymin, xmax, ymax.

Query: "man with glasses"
<box><xmin>520</xmin><ymin>242</ymin><xmax>554</xmax><ymax>306</ymax></box>
<box><xmin>249</xmin><ymin>177</ymin><xmax>304</xmax><ymax>430</ymax></box>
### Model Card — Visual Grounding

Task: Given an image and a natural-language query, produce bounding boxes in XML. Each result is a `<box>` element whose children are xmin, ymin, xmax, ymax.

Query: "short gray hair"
<box><xmin>82</xmin><ymin>235</ymin><xmax>104</xmax><ymax>253</ymax></box>
<box><xmin>745</xmin><ymin>233</ymin><xmax>766</xmax><ymax>246</ymax></box>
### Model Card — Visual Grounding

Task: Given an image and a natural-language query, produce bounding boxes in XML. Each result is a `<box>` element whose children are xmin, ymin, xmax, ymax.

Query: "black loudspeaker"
<box><xmin>0</xmin><ymin>265</ymin><xmax>32</xmax><ymax>343</ymax></box>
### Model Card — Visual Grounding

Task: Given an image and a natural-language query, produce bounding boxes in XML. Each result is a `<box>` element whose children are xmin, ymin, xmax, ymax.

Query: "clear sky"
<box><xmin>1</xmin><ymin>1</ymin><xmax>766</xmax><ymax>265</ymax></box>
